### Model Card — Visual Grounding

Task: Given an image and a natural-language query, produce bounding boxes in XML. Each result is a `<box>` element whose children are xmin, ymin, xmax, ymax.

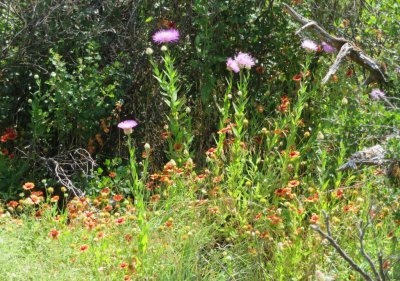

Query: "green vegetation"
<box><xmin>0</xmin><ymin>1</ymin><xmax>399</xmax><ymax>280</ymax></box>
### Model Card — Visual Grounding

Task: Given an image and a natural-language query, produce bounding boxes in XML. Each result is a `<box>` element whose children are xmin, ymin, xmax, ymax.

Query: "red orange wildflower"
<box><xmin>79</xmin><ymin>244</ymin><xmax>89</xmax><ymax>252</ymax></box>
<box><xmin>50</xmin><ymin>196</ymin><xmax>60</xmax><ymax>203</ymax></box>
<box><xmin>309</xmin><ymin>213</ymin><xmax>319</xmax><ymax>224</ymax></box>
<box><xmin>1</xmin><ymin>128</ymin><xmax>17</xmax><ymax>142</ymax></box>
<box><xmin>22</xmin><ymin>182</ymin><xmax>35</xmax><ymax>191</ymax></box>
<box><xmin>304</xmin><ymin>192</ymin><xmax>319</xmax><ymax>203</ymax></box>
<box><xmin>48</xmin><ymin>229</ymin><xmax>60</xmax><ymax>240</ymax></box>
<box><xmin>277</xmin><ymin>96</ymin><xmax>290</xmax><ymax>113</ymax></box>
<box><xmin>289</xmin><ymin>151</ymin><xmax>300</xmax><ymax>159</ymax></box>
<box><xmin>267</xmin><ymin>214</ymin><xmax>283</xmax><ymax>225</ymax></box>
<box><xmin>7</xmin><ymin>201</ymin><xmax>19</xmax><ymax>208</ymax></box>
<box><xmin>120</xmin><ymin>262</ymin><xmax>129</xmax><ymax>269</ymax></box>
<box><xmin>113</xmin><ymin>194</ymin><xmax>124</xmax><ymax>202</ymax></box>
<box><xmin>287</xmin><ymin>180</ymin><xmax>300</xmax><ymax>188</ymax></box>
<box><xmin>115</xmin><ymin>217</ymin><xmax>125</xmax><ymax>225</ymax></box>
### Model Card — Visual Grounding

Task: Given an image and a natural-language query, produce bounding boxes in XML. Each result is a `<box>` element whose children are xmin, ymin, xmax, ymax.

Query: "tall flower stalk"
<box><xmin>216</xmin><ymin>52</ymin><xmax>255</xmax><ymax>207</ymax></box>
<box><xmin>149</xmin><ymin>30</ymin><xmax>192</xmax><ymax>164</ymax></box>
<box><xmin>118</xmin><ymin>120</ymin><xmax>149</xmax><ymax>257</ymax></box>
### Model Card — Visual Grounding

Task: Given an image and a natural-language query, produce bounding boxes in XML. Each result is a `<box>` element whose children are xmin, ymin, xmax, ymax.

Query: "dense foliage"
<box><xmin>0</xmin><ymin>0</ymin><xmax>399</xmax><ymax>280</ymax></box>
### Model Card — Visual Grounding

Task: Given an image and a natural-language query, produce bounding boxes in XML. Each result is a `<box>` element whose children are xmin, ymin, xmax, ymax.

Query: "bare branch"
<box><xmin>322</xmin><ymin>43</ymin><xmax>353</xmax><ymax>84</ymax></box>
<box><xmin>282</xmin><ymin>3</ymin><xmax>387</xmax><ymax>85</ymax></box>
<box><xmin>313</xmin><ymin>211</ymin><xmax>381</xmax><ymax>281</ymax></box>
<box><xmin>378</xmin><ymin>252</ymin><xmax>386</xmax><ymax>281</ymax></box>
<box><xmin>311</xmin><ymin>223</ymin><xmax>374</xmax><ymax>281</ymax></box>
<box><xmin>357</xmin><ymin>220</ymin><xmax>381</xmax><ymax>280</ymax></box>
<box><xmin>295</xmin><ymin>21</ymin><xmax>317</xmax><ymax>35</ymax></box>
<box><xmin>40</xmin><ymin>148</ymin><xmax>96</xmax><ymax>198</ymax></box>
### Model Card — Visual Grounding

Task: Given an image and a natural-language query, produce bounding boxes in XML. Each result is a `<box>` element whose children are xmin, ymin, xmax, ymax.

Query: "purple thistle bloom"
<box><xmin>301</xmin><ymin>39</ymin><xmax>319</xmax><ymax>52</ymax></box>
<box><xmin>152</xmin><ymin>29</ymin><xmax>180</xmax><ymax>44</ymax></box>
<box><xmin>369</xmin><ymin>89</ymin><xmax>385</xmax><ymax>100</ymax></box>
<box><xmin>321</xmin><ymin>42</ymin><xmax>336</xmax><ymax>53</ymax></box>
<box><xmin>118</xmin><ymin>120</ymin><xmax>138</xmax><ymax>135</ymax></box>
<box><xmin>234</xmin><ymin>52</ymin><xmax>256</xmax><ymax>69</ymax></box>
<box><xmin>226</xmin><ymin>57</ymin><xmax>240</xmax><ymax>73</ymax></box>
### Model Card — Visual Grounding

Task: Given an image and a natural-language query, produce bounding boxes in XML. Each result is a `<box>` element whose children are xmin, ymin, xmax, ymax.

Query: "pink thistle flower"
<box><xmin>226</xmin><ymin>57</ymin><xmax>240</xmax><ymax>73</ymax></box>
<box><xmin>321</xmin><ymin>42</ymin><xmax>336</xmax><ymax>53</ymax></box>
<box><xmin>234</xmin><ymin>52</ymin><xmax>256</xmax><ymax>69</ymax></box>
<box><xmin>369</xmin><ymin>89</ymin><xmax>385</xmax><ymax>100</ymax></box>
<box><xmin>301</xmin><ymin>39</ymin><xmax>319</xmax><ymax>52</ymax></box>
<box><xmin>152</xmin><ymin>29</ymin><xmax>180</xmax><ymax>44</ymax></box>
<box><xmin>118</xmin><ymin>120</ymin><xmax>138</xmax><ymax>135</ymax></box>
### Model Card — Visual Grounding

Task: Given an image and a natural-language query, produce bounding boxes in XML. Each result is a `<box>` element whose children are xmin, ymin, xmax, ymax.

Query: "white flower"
<box><xmin>145</xmin><ymin>47</ymin><xmax>154</xmax><ymax>55</ymax></box>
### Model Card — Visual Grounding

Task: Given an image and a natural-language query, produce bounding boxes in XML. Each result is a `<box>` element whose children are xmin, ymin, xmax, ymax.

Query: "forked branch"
<box><xmin>283</xmin><ymin>3</ymin><xmax>387</xmax><ymax>85</ymax></box>
<box><xmin>311</xmin><ymin>211</ymin><xmax>374</xmax><ymax>281</ymax></box>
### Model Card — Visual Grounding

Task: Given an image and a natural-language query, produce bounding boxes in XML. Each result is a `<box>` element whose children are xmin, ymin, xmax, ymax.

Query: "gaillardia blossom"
<box><xmin>118</xmin><ymin>120</ymin><xmax>138</xmax><ymax>135</ymax></box>
<box><xmin>152</xmin><ymin>29</ymin><xmax>180</xmax><ymax>44</ymax></box>
<box><xmin>234</xmin><ymin>52</ymin><xmax>256</xmax><ymax>69</ymax></box>
<box><xmin>301</xmin><ymin>39</ymin><xmax>319</xmax><ymax>52</ymax></box>
<box><xmin>321</xmin><ymin>41</ymin><xmax>336</xmax><ymax>53</ymax></box>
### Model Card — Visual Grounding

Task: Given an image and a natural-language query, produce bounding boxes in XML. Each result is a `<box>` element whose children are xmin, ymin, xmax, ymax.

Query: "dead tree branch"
<box><xmin>311</xmin><ymin>211</ymin><xmax>375</xmax><ymax>281</ymax></box>
<box><xmin>282</xmin><ymin>3</ymin><xmax>387</xmax><ymax>85</ymax></box>
<box><xmin>40</xmin><ymin>148</ymin><xmax>96</xmax><ymax>198</ymax></box>
<box><xmin>357</xmin><ymin>220</ymin><xmax>382</xmax><ymax>280</ymax></box>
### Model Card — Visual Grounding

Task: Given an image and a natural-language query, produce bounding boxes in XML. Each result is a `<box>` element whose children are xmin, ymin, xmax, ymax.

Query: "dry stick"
<box><xmin>311</xmin><ymin>211</ymin><xmax>374</xmax><ymax>281</ymax></box>
<box><xmin>378</xmin><ymin>253</ymin><xmax>386</xmax><ymax>281</ymax></box>
<box><xmin>322</xmin><ymin>43</ymin><xmax>353</xmax><ymax>84</ymax></box>
<box><xmin>43</xmin><ymin>148</ymin><xmax>96</xmax><ymax>198</ymax></box>
<box><xmin>357</xmin><ymin>220</ymin><xmax>382</xmax><ymax>281</ymax></box>
<box><xmin>282</xmin><ymin>3</ymin><xmax>387</xmax><ymax>85</ymax></box>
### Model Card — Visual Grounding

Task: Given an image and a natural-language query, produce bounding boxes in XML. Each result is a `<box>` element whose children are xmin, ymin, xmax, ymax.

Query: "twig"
<box><xmin>18</xmin><ymin>148</ymin><xmax>96</xmax><ymax>198</ymax></box>
<box><xmin>357</xmin><ymin>220</ymin><xmax>382</xmax><ymax>280</ymax></box>
<box><xmin>311</xmin><ymin>212</ymin><xmax>374</xmax><ymax>281</ymax></box>
<box><xmin>378</xmin><ymin>252</ymin><xmax>386</xmax><ymax>281</ymax></box>
<box><xmin>322</xmin><ymin>43</ymin><xmax>353</xmax><ymax>84</ymax></box>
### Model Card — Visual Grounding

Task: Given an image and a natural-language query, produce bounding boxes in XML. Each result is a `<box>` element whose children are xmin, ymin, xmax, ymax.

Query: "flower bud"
<box><xmin>145</xmin><ymin>47</ymin><xmax>154</xmax><ymax>55</ymax></box>
<box><xmin>161</xmin><ymin>45</ymin><xmax>168</xmax><ymax>52</ymax></box>
<box><xmin>341</xmin><ymin>97</ymin><xmax>348</xmax><ymax>105</ymax></box>
<box><xmin>144</xmin><ymin>143</ymin><xmax>151</xmax><ymax>151</ymax></box>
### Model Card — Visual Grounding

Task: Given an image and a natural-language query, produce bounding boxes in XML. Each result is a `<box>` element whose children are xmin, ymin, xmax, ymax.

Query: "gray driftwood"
<box><xmin>283</xmin><ymin>3</ymin><xmax>387</xmax><ymax>85</ymax></box>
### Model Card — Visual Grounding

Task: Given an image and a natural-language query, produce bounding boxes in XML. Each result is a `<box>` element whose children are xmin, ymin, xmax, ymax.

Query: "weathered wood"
<box><xmin>283</xmin><ymin>3</ymin><xmax>387</xmax><ymax>85</ymax></box>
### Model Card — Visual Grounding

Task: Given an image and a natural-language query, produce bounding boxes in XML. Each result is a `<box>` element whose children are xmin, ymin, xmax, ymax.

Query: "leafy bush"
<box><xmin>29</xmin><ymin>44</ymin><xmax>123</xmax><ymax>151</ymax></box>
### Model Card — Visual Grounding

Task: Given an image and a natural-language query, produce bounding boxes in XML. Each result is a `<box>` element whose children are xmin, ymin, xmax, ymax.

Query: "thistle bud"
<box><xmin>145</xmin><ymin>47</ymin><xmax>154</xmax><ymax>55</ymax></box>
